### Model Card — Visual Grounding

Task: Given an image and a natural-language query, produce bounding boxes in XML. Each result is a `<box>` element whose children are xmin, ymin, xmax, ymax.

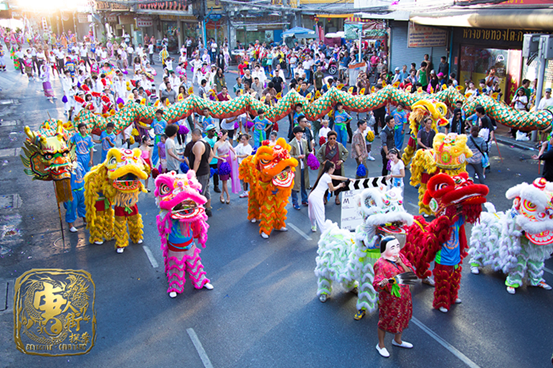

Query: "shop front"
<box><xmin>450</xmin><ymin>27</ymin><xmax>553</xmax><ymax>104</ymax></box>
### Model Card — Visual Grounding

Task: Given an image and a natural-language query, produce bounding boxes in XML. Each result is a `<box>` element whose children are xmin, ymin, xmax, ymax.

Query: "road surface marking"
<box><xmin>142</xmin><ymin>245</ymin><xmax>159</xmax><ymax>268</ymax></box>
<box><xmin>544</xmin><ymin>267</ymin><xmax>553</xmax><ymax>275</ymax></box>
<box><xmin>411</xmin><ymin>317</ymin><xmax>481</xmax><ymax>368</ymax></box>
<box><xmin>187</xmin><ymin>328</ymin><xmax>214</xmax><ymax>368</ymax></box>
<box><xmin>407</xmin><ymin>202</ymin><xmax>419</xmax><ymax>209</ymax></box>
<box><xmin>288</xmin><ymin>223</ymin><xmax>312</xmax><ymax>241</ymax></box>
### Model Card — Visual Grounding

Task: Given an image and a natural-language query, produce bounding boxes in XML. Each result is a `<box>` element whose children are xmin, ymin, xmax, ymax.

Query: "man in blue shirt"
<box><xmin>149</xmin><ymin>109</ymin><xmax>167</xmax><ymax>167</ymax></box>
<box><xmin>64</xmin><ymin>161</ymin><xmax>87</xmax><ymax>233</ymax></box>
<box><xmin>391</xmin><ymin>103</ymin><xmax>408</xmax><ymax>150</ymax></box>
<box><xmin>94</xmin><ymin>122</ymin><xmax>116</xmax><ymax>163</ymax></box>
<box><xmin>71</xmin><ymin>123</ymin><xmax>94</xmax><ymax>172</ymax></box>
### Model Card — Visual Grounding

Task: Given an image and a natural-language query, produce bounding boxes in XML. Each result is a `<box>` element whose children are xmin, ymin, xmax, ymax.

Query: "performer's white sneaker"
<box><xmin>261</xmin><ymin>232</ymin><xmax>269</xmax><ymax>239</ymax></box>
<box><xmin>278</xmin><ymin>227</ymin><xmax>287</xmax><ymax>231</ymax></box>
<box><xmin>470</xmin><ymin>266</ymin><xmax>479</xmax><ymax>274</ymax></box>
<box><xmin>536</xmin><ymin>281</ymin><xmax>552</xmax><ymax>290</ymax></box>
<box><xmin>319</xmin><ymin>294</ymin><xmax>327</xmax><ymax>302</ymax></box>
<box><xmin>251</xmin><ymin>218</ymin><xmax>257</xmax><ymax>223</ymax></box>
<box><xmin>455</xmin><ymin>298</ymin><xmax>462</xmax><ymax>304</ymax></box>
<box><xmin>94</xmin><ymin>240</ymin><xmax>104</xmax><ymax>245</ymax></box>
<box><xmin>69</xmin><ymin>227</ymin><xmax>78</xmax><ymax>233</ymax></box>
<box><xmin>311</xmin><ymin>225</ymin><xmax>317</xmax><ymax>232</ymax></box>
<box><xmin>506</xmin><ymin>286</ymin><xmax>516</xmax><ymax>294</ymax></box>
<box><xmin>116</xmin><ymin>247</ymin><xmax>124</xmax><ymax>254</ymax></box>
<box><xmin>422</xmin><ymin>277</ymin><xmax>435</xmax><ymax>287</ymax></box>
<box><xmin>204</xmin><ymin>283</ymin><xmax>214</xmax><ymax>290</ymax></box>
<box><xmin>439</xmin><ymin>307</ymin><xmax>448</xmax><ymax>313</ymax></box>
<box><xmin>137</xmin><ymin>239</ymin><xmax>143</xmax><ymax>244</ymax></box>
<box><xmin>392</xmin><ymin>340</ymin><xmax>413</xmax><ymax>349</ymax></box>
<box><xmin>169</xmin><ymin>292</ymin><xmax>177</xmax><ymax>298</ymax></box>
<box><xmin>376</xmin><ymin>344</ymin><xmax>390</xmax><ymax>358</ymax></box>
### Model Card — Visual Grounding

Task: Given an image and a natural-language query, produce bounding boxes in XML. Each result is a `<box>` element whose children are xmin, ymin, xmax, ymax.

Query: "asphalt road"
<box><xmin>0</xmin><ymin>62</ymin><xmax>552</xmax><ymax>368</ymax></box>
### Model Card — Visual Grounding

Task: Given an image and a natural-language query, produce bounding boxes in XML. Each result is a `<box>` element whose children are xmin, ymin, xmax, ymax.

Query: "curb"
<box><xmin>495</xmin><ymin>136</ymin><xmax>536</xmax><ymax>151</ymax></box>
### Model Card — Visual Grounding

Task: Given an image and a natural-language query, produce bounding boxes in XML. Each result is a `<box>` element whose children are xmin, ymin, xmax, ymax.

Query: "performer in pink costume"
<box><xmin>154</xmin><ymin>170</ymin><xmax>214</xmax><ymax>298</ymax></box>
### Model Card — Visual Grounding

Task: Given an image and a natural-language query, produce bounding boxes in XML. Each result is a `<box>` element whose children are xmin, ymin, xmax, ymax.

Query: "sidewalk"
<box><xmin>494</xmin><ymin>123</ymin><xmax>539</xmax><ymax>151</ymax></box>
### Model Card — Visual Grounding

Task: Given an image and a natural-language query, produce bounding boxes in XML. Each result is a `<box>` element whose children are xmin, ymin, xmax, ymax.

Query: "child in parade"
<box><xmin>140</xmin><ymin>136</ymin><xmax>153</xmax><ymax>191</ymax></box>
<box><xmin>150</xmin><ymin>109</ymin><xmax>167</xmax><ymax>167</ymax></box>
<box><xmin>235</xmin><ymin>133</ymin><xmax>253</xmax><ymax>198</ymax></box>
<box><xmin>252</xmin><ymin>109</ymin><xmax>271</xmax><ymax>148</ymax></box>
<box><xmin>71</xmin><ymin>123</ymin><xmax>94</xmax><ymax>172</ymax></box>
<box><xmin>64</xmin><ymin>161</ymin><xmax>87</xmax><ymax>233</ymax></box>
<box><xmin>94</xmin><ymin>122</ymin><xmax>116</xmax><ymax>162</ymax></box>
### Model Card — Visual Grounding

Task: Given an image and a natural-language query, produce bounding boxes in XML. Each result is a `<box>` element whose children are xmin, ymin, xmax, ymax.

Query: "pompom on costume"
<box><xmin>20</xmin><ymin>120</ymin><xmax>76</xmax><ymax>203</ymax></box>
<box><xmin>155</xmin><ymin>171</ymin><xmax>212</xmax><ymax>297</ymax></box>
<box><xmin>84</xmin><ymin>148</ymin><xmax>150</xmax><ymax>251</ymax></box>
<box><xmin>401</xmin><ymin>173</ymin><xmax>488</xmax><ymax>312</ymax></box>
<box><xmin>469</xmin><ymin>178</ymin><xmax>553</xmax><ymax>294</ymax></box>
<box><xmin>238</xmin><ymin>138</ymin><xmax>298</xmax><ymax>238</ymax></box>
<box><xmin>315</xmin><ymin>187</ymin><xmax>413</xmax><ymax>319</ymax></box>
<box><xmin>409</xmin><ymin>133</ymin><xmax>472</xmax><ymax>215</ymax></box>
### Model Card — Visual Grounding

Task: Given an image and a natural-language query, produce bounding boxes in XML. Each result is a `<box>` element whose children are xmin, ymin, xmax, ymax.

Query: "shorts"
<box><xmin>227</xmin><ymin>129</ymin><xmax>235</xmax><ymax>140</ymax></box>
<box><xmin>197</xmin><ymin>173</ymin><xmax>211</xmax><ymax>200</ymax></box>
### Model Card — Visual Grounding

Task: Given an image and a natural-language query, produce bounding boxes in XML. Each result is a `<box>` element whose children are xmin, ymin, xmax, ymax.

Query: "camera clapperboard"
<box><xmin>340</xmin><ymin>176</ymin><xmax>389</xmax><ymax>231</ymax></box>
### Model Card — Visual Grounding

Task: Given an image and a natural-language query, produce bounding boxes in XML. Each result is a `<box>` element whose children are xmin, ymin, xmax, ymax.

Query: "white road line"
<box><xmin>142</xmin><ymin>245</ymin><xmax>159</xmax><ymax>268</ymax></box>
<box><xmin>187</xmin><ymin>328</ymin><xmax>214</xmax><ymax>368</ymax></box>
<box><xmin>288</xmin><ymin>223</ymin><xmax>313</xmax><ymax>241</ymax></box>
<box><xmin>411</xmin><ymin>317</ymin><xmax>481</xmax><ymax>368</ymax></box>
<box><xmin>407</xmin><ymin>202</ymin><xmax>419</xmax><ymax>209</ymax></box>
<box><xmin>544</xmin><ymin>267</ymin><xmax>553</xmax><ymax>275</ymax></box>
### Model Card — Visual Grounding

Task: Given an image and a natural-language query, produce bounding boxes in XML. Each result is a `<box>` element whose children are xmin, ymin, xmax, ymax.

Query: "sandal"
<box><xmin>226</xmin><ymin>199</ymin><xmax>230</xmax><ymax>204</ymax></box>
<box><xmin>335</xmin><ymin>199</ymin><xmax>341</xmax><ymax>205</ymax></box>
<box><xmin>220</xmin><ymin>196</ymin><xmax>224</xmax><ymax>203</ymax></box>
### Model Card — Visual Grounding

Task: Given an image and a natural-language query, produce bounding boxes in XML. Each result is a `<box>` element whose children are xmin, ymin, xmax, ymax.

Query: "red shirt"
<box><xmin>238</xmin><ymin>63</ymin><xmax>247</xmax><ymax>76</ymax></box>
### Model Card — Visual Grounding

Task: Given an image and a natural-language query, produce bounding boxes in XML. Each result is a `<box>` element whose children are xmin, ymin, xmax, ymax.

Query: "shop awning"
<box><xmin>282</xmin><ymin>27</ymin><xmax>316</xmax><ymax>37</ymax></box>
<box><xmin>316</xmin><ymin>14</ymin><xmax>353</xmax><ymax>18</ymax></box>
<box><xmin>410</xmin><ymin>8</ymin><xmax>553</xmax><ymax>31</ymax></box>
<box><xmin>353</xmin><ymin>11</ymin><xmax>410</xmax><ymax>21</ymax></box>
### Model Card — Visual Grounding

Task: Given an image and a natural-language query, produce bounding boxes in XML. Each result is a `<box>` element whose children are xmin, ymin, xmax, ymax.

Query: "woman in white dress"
<box><xmin>308</xmin><ymin>160</ymin><xmax>349</xmax><ymax>233</ymax></box>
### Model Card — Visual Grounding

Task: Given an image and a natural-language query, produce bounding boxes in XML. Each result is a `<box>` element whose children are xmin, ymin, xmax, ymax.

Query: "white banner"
<box><xmin>136</xmin><ymin>18</ymin><xmax>153</xmax><ymax>27</ymax></box>
<box><xmin>340</xmin><ymin>176</ymin><xmax>389</xmax><ymax>231</ymax></box>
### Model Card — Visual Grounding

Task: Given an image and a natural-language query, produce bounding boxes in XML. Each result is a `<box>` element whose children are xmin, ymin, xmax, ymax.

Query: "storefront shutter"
<box><xmin>390</xmin><ymin>21</ymin><xmax>448</xmax><ymax>74</ymax></box>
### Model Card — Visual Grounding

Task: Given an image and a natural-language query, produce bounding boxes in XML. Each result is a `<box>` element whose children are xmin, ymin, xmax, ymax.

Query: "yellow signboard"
<box><xmin>13</xmin><ymin>269</ymin><xmax>96</xmax><ymax>356</ymax></box>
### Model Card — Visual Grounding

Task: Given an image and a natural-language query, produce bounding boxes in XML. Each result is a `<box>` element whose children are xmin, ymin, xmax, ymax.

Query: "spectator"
<box><xmin>538</xmin><ymin>88</ymin><xmax>553</xmax><ymax>110</ymax></box>
<box><xmin>234</xmin><ymin>77</ymin><xmax>244</xmax><ymax>95</ymax></box>
<box><xmin>466</xmin><ymin>125</ymin><xmax>487</xmax><ymax>184</ymax></box>
<box><xmin>399</xmin><ymin>65</ymin><xmax>409</xmax><ymax>83</ymax></box>
<box><xmin>189</xmin><ymin>128</ymin><xmax>214</xmax><ymax>217</ymax></box>
<box><xmin>380</xmin><ymin>116</ymin><xmax>396</xmax><ymax>176</ymax></box>
<box><xmin>417</xmin><ymin>117</ymin><xmax>436</xmax><ymax>150</ymax></box>
<box><xmin>251</xmin><ymin>77</ymin><xmax>263</xmax><ymax>99</ymax></box>
<box><xmin>351</xmin><ymin>120</ymin><xmax>369</xmax><ymax>179</ymax></box>
<box><xmin>387</xmin><ymin>148</ymin><xmax>405</xmax><ymax>193</ymax></box>
<box><xmin>373</xmin><ymin>84</ymin><xmax>386</xmax><ymax>134</ymax></box>
<box><xmin>416</xmin><ymin>62</ymin><xmax>428</xmax><ymax>92</ymax></box>
<box><xmin>533</xmin><ymin>133</ymin><xmax>553</xmax><ymax>182</ymax></box>
<box><xmin>437</xmin><ymin>56</ymin><xmax>449</xmax><ymax>77</ymax></box>
<box><xmin>161</xmin><ymin>82</ymin><xmax>177</xmax><ymax>104</ymax></box>
<box><xmin>450</xmin><ymin>108</ymin><xmax>466</xmax><ymax>135</ymax></box>
<box><xmin>164</xmin><ymin>124</ymin><xmax>185</xmax><ymax>174</ymax></box>
<box><xmin>214</xmin><ymin>68</ymin><xmax>226</xmax><ymax>92</ymax></box>
<box><xmin>316</xmin><ymin>130</ymin><xmax>348</xmax><ymax>205</ymax></box>
<box><xmin>290</xmin><ymin>126</ymin><xmax>309</xmax><ymax>211</ymax></box>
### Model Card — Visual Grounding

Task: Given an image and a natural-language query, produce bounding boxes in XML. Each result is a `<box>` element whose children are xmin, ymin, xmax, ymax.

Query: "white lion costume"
<box><xmin>469</xmin><ymin>178</ymin><xmax>553</xmax><ymax>294</ymax></box>
<box><xmin>314</xmin><ymin>187</ymin><xmax>413</xmax><ymax>319</ymax></box>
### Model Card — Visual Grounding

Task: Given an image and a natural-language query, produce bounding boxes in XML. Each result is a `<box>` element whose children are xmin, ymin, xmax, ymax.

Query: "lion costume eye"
<box><xmin>43</xmin><ymin>153</ymin><xmax>53</xmax><ymax>160</ymax></box>
<box><xmin>109</xmin><ymin>156</ymin><xmax>117</xmax><ymax>166</ymax></box>
<box><xmin>260</xmin><ymin>159</ymin><xmax>270</xmax><ymax>165</ymax></box>
<box><xmin>159</xmin><ymin>184</ymin><xmax>171</xmax><ymax>195</ymax></box>
<box><xmin>437</xmin><ymin>182</ymin><xmax>449</xmax><ymax>190</ymax></box>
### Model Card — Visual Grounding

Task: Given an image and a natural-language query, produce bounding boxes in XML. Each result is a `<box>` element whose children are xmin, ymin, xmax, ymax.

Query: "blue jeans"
<box><xmin>335</xmin><ymin>124</ymin><xmax>348</xmax><ymax>147</ymax></box>
<box><xmin>394</xmin><ymin>127</ymin><xmax>405</xmax><ymax>150</ymax></box>
<box><xmin>64</xmin><ymin>188</ymin><xmax>86</xmax><ymax>223</ymax></box>
<box><xmin>291</xmin><ymin>169</ymin><xmax>308</xmax><ymax>207</ymax></box>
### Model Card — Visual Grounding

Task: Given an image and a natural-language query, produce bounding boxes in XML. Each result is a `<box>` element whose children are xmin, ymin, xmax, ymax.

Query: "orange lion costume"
<box><xmin>239</xmin><ymin>138</ymin><xmax>298</xmax><ymax>239</ymax></box>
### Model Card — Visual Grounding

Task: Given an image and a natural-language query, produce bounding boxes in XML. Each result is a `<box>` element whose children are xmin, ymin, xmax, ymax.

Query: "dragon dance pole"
<box><xmin>493</xmin><ymin>134</ymin><xmax>503</xmax><ymax>163</ymax></box>
<box><xmin>52</xmin><ymin>181</ymin><xmax>66</xmax><ymax>248</ymax></box>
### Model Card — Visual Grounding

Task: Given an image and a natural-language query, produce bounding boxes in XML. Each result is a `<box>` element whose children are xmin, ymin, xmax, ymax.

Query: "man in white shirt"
<box><xmin>100</xmin><ymin>48</ymin><xmax>108</xmax><ymax>61</ymax></box>
<box><xmin>169</xmin><ymin>71</ymin><xmax>180</xmax><ymax>90</ymax></box>
<box><xmin>148</xmin><ymin>43</ymin><xmax>155</xmax><ymax>65</ymax></box>
<box><xmin>79</xmin><ymin>44</ymin><xmax>89</xmax><ymax>69</ymax></box>
<box><xmin>538</xmin><ymin>88</ymin><xmax>553</xmax><ymax>110</ymax></box>
<box><xmin>126</xmin><ymin>45</ymin><xmax>134</xmax><ymax>67</ymax></box>
<box><xmin>192</xmin><ymin>55</ymin><xmax>203</xmax><ymax>85</ymax></box>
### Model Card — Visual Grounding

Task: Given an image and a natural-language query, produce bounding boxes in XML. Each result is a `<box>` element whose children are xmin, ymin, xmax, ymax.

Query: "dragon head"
<box><xmin>433</xmin><ymin>133</ymin><xmax>472</xmax><ymax>170</ymax></box>
<box><xmin>356</xmin><ymin>187</ymin><xmax>414</xmax><ymax>234</ymax></box>
<box><xmin>254</xmin><ymin>138</ymin><xmax>298</xmax><ymax>188</ymax></box>
<box><xmin>507</xmin><ymin>178</ymin><xmax>553</xmax><ymax>245</ymax></box>
<box><xmin>154</xmin><ymin>171</ymin><xmax>207</xmax><ymax>222</ymax></box>
<box><xmin>104</xmin><ymin>148</ymin><xmax>149</xmax><ymax>193</ymax></box>
<box><xmin>423</xmin><ymin>172</ymin><xmax>488</xmax><ymax>222</ymax></box>
<box><xmin>21</xmin><ymin>121</ymin><xmax>76</xmax><ymax>182</ymax></box>
<box><xmin>20</xmin><ymin>121</ymin><xmax>76</xmax><ymax>203</ymax></box>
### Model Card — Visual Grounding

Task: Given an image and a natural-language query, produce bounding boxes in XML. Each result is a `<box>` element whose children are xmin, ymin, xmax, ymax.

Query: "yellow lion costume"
<box><xmin>402</xmin><ymin>100</ymin><xmax>448</xmax><ymax>166</ymax></box>
<box><xmin>84</xmin><ymin>148</ymin><xmax>150</xmax><ymax>252</ymax></box>
<box><xmin>410</xmin><ymin>133</ymin><xmax>473</xmax><ymax>215</ymax></box>
<box><xmin>239</xmin><ymin>138</ymin><xmax>298</xmax><ymax>239</ymax></box>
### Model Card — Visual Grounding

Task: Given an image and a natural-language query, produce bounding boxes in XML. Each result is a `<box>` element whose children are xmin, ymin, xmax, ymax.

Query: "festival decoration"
<box><xmin>409</xmin><ymin>133</ymin><xmax>472</xmax><ymax>215</ymax></box>
<box><xmin>469</xmin><ymin>178</ymin><xmax>553</xmax><ymax>294</ymax></box>
<box><xmin>84</xmin><ymin>148</ymin><xmax>150</xmax><ymax>251</ymax></box>
<box><xmin>401</xmin><ymin>173</ymin><xmax>488</xmax><ymax>312</ymax></box>
<box><xmin>315</xmin><ymin>187</ymin><xmax>413</xmax><ymax>319</ymax></box>
<box><xmin>238</xmin><ymin>138</ymin><xmax>298</xmax><ymax>238</ymax></box>
<box><xmin>155</xmin><ymin>171</ymin><xmax>212</xmax><ymax>297</ymax></box>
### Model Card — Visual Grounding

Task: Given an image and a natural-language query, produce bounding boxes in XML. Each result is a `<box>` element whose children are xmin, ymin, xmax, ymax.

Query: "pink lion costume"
<box><xmin>154</xmin><ymin>170</ymin><xmax>213</xmax><ymax>298</ymax></box>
